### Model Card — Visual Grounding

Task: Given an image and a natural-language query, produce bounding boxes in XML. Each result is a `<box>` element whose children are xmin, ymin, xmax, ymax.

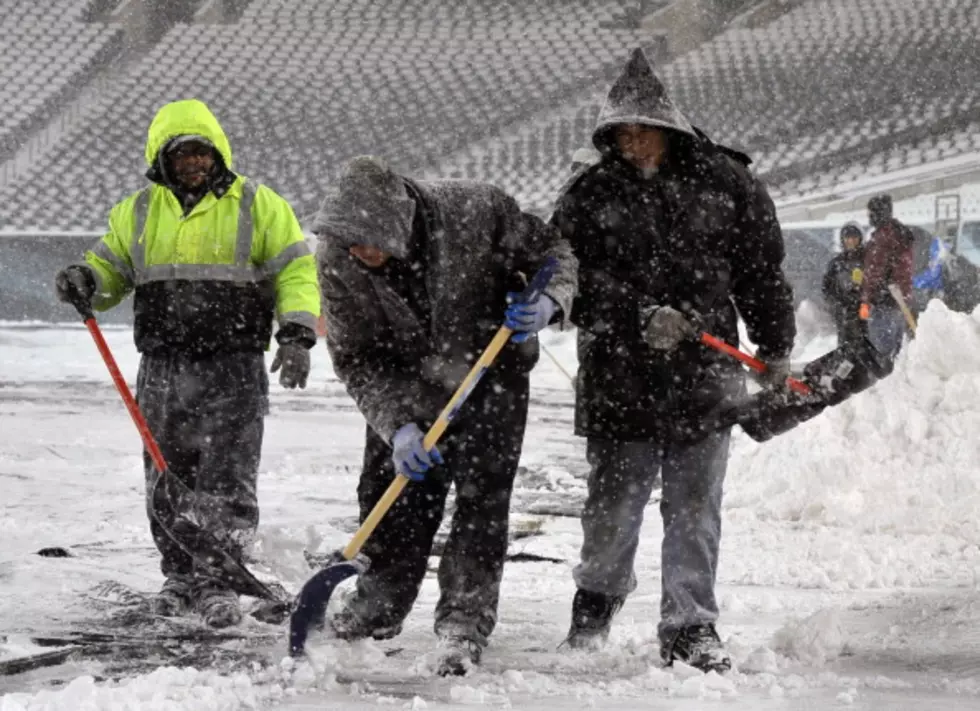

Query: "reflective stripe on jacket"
<box><xmin>82</xmin><ymin>99</ymin><xmax>319</xmax><ymax>355</ymax></box>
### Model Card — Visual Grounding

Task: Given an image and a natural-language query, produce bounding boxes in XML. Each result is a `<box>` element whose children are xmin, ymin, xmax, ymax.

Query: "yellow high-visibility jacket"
<box><xmin>83</xmin><ymin>99</ymin><xmax>319</xmax><ymax>355</ymax></box>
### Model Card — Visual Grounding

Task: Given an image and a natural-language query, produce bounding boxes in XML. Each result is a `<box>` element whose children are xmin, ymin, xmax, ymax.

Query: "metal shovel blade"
<box><xmin>289</xmin><ymin>560</ymin><xmax>362</xmax><ymax>656</ymax></box>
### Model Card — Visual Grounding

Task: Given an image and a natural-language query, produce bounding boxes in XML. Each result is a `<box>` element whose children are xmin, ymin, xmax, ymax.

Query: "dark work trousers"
<box><xmin>866</xmin><ymin>303</ymin><xmax>906</xmax><ymax>363</ymax></box>
<box><xmin>345</xmin><ymin>370</ymin><xmax>530</xmax><ymax>647</ymax></box>
<box><xmin>835</xmin><ymin>310</ymin><xmax>867</xmax><ymax>357</ymax></box>
<box><xmin>573</xmin><ymin>429</ymin><xmax>732</xmax><ymax>645</ymax></box>
<box><xmin>136</xmin><ymin>350</ymin><xmax>268</xmax><ymax>586</ymax></box>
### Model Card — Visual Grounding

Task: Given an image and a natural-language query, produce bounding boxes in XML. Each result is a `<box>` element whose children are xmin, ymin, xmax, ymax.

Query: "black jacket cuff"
<box><xmin>275</xmin><ymin>323</ymin><xmax>317</xmax><ymax>349</ymax></box>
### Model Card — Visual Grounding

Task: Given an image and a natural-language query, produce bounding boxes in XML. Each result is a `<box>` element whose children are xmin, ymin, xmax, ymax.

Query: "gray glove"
<box><xmin>270</xmin><ymin>343</ymin><xmax>311</xmax><ymax>389</ymax></box>
<box><xmin>55</xmin><ymin>265</ymin><xmax>96</xmax><ymax>307</ymax></box>
<box><xmin>756</xmin><ymin>350</ymin><xmax>791</xmax><ymax>389</ymax></box>
<box><xmin>642</xmin><ymin>306</ymin><xmax>697</xmax><ymax>350</ymax></box>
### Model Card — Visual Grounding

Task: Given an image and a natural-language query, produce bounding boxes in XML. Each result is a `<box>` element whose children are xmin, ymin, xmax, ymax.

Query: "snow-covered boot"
<box><xmin>433</xmin><ymin>634</ymin><xmax>483</xmax><ymax>677</ymax></box>
<box><xmin>559</xmin><ymin>588</ymin><xmax>624</xmax><ymax>651</ymax></box>
<box><xmin>150</xmin><ymin>575</ymin><xmax>193</xmax><ymax>617</ymax></box>
<box><xmin>329</xmin><ymin>588</ymin><xmax>403</xmax><ymax>640</ymax></box>
<box><xmin>196</xmin><ymin>587</ymin><xmax>242</xmax><ymax>629</ymax></box>
<box><xmin>660</xmin><ymin>624</ymin><xmax>731</xmax><ymax>673</ymax></box>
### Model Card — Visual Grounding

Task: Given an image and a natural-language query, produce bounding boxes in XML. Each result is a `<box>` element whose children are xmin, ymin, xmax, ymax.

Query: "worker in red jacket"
<box><xmin>859</xmin><ymin>194</ymin><xmax>914</xmax><ymax>364</ymax></box>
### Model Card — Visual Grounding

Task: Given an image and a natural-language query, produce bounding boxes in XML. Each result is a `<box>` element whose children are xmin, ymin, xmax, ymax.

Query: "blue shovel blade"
<box><xmin>289</xmin><ymin>561</ymin><xmax>361</xmax><ymax>656</ymax></box>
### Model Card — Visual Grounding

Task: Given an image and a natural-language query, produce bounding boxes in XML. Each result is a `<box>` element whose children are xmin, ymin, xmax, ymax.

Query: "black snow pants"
<box><xmin>136</xmin><ymin>350</ymin><xmax>268</xmax><ymax>585</ymax></box>
<box><xmin>345</xmin><ymin>369</ymin><xmax>530</xmax><ymax>647</ymax></box>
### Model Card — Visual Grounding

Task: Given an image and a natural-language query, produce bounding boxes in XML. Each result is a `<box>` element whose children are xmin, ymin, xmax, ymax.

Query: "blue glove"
<box><xmin>504</xmin><ymin>292</ymin><xmax>559</xmax><ymax>343</ymax></box>
<box><xmin>391</xmin><ymin>423</ymin><xmax>443</xmax><ymax>482</ymax></box>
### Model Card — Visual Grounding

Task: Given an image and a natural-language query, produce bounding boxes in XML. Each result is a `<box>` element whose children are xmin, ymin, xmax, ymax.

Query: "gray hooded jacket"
<box><xmin>315</xmin><ymin>157</ymin><xmax>577</xmax><ymax>442</ymax></box>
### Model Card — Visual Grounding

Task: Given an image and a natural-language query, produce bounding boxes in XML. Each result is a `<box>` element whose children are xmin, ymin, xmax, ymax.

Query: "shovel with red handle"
<box><xmin>698</xmin><ymin>332</ymin><xmax>811</xmax><ymax>395</ymax></box>
<box><xmin>65</xmin><ymin>292</ymin><xmax>288</xmax><ymax>610</ymax></box>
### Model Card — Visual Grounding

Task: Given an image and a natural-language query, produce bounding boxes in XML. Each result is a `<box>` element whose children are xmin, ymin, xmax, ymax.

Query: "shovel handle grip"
<box><xmin>699</xmin><ymin>333</ymin><xmax>811</xmax><ymax>395</ymax></box>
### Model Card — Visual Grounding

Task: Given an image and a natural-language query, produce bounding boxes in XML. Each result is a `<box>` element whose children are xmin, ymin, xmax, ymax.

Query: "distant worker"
<box><xmin>860</xmin><ymin>194</ymin><xmax>914</xmax><ymax>365</ymax></box>
<box><xmin>821</xmin><ymin>222</ymin><xmax>866</xmax><ymax>352</ymax></box>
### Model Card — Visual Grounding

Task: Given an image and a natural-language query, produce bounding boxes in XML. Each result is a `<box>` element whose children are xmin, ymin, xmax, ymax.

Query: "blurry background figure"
<box><xmin>859</xmin><ymin>194</ymin><xmax>914</xmax><ymax>364</ymax></box>
<box><xmin>821</xmin><ymin>222</ymin><xmax>866</xmax><ymax>354</ymax></box>
<box><xmin>912</xmin><ymin>234</ymin><xmax>949</xmax><ymax>311</ymax></box>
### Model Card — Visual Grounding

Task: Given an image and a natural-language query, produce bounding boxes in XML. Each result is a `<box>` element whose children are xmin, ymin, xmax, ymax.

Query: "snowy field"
<box><xmin>2</xmin><ymin>304</ymin><xmax>980</xmax><ymax>710</ymax></box>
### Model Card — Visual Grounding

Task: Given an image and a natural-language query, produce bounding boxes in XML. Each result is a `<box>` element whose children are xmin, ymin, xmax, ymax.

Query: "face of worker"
<box><xmin>615</xmin><ymin>124</ymin><xmax>669</xmax><ymax>172</ymax></box>
<box><xmin>169</xmin><ymin>141</ymin><xmax>215</xmax><ymax>189</ymax></box>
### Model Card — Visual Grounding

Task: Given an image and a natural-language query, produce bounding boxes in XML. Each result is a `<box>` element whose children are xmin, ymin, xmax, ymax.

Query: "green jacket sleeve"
<box><xmin>252</xmin><ymin>184</ymin><xmax>321</xmax><ymax>333</ymax></box>
<box><xmin>82</xmin><ymin>195</ymin><xmax>137</xmax><ymax>311</ymax></box>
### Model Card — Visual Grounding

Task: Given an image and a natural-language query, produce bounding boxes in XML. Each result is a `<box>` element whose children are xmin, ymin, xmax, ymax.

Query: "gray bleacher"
<box><xmin>2</xmin><ymin>0</ymin><xmax>978</xmax><ymax>235</ymax></box>
<box><xmin>431</xmin><ymin>0</ymin><xmax>980</xmax><ymax>213</ymax></box>
<box><xmin>0</xmin><ymin>0</ymin><xmax>646</xmax><ymax>231</ymax></box>
<box><xmin>0</xmin><ymin>1</ymin><xmax>123</xmax><ymax>164</ymax></box>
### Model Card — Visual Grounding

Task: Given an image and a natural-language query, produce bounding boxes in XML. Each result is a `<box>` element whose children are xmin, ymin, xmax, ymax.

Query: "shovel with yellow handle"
<box><xmin>288</xmin><ymin>257</ymin><xmax>559</xmax><ymax>656</ymax></box>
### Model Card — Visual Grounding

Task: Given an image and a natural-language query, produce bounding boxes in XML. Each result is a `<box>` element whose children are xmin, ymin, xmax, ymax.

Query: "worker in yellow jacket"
<box><xmin>54</xmin><ymin>99</ymin><xmax>320</xmax><ymax>628</ymax></box>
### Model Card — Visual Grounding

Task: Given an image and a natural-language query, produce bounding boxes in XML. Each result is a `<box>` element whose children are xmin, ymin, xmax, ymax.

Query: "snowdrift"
<box><xmin>729</xmin><ymin>301</ymin><xmax>980</xmax><ymax>541</ymax></box>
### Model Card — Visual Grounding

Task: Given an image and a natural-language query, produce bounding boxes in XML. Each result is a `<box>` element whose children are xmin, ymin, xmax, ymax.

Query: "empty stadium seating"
<box><xmin>430</xmin><ymin>0</ymin><xmax>980</xmax><ymax>213</ymax></box>
<box><xmin>0</xmin><ymin>1</ymin><xmax>123</xmax><ymax>164</ymax></box>
<box><xmin>1</xmin><ymin>0</ymin><xmax>978</xmax><ymax>232</ymax></box>
<box><xmin>0</xmin><ymin>0</ymin><xmax>647</xmax><ymax>231</ymax></box>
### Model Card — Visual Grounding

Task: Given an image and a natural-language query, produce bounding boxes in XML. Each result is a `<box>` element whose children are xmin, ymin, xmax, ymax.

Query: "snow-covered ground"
<box><xmin>2</xmin><ymin>304</ymin><xmax>979</xmax><ymax>710</ymax></box>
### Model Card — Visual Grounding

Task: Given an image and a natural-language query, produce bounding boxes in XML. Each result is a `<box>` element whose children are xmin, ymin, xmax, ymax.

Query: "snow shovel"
<box><xmin>697</xmin><ymin>333</ymin><xmax>827</xmax><ymax>442</ymax></box>
<box><xmin>887</xmin><ymin>283</ymin><xmax>918</xmax><ymax>335</ymax></box>
<box><xmin>699</xmin><ymin>332</ymin><xmax>811</xmax><ymax>395</ymax></box>
<box><xmin>288</xmin><ymin>256</ymin><xmax>560</xmax><ymax>656</ymax></box>
<box><xmin>65</xmin><ymin>294</ymin><xmax>289</xmax><ymax>611</ymax></box>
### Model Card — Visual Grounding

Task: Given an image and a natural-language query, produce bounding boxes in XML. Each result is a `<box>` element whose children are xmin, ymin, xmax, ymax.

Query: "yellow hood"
<box><xmin>144</xmin><ymin>99</ymin><xmax>233</xmax><ymax>169</ymax></box>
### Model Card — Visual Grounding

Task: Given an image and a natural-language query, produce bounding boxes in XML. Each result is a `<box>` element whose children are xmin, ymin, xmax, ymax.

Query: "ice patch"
<box><xmin>0</xmin><ymin>635</ymin><xmax>51</xmax><ymax>662</ymax></box>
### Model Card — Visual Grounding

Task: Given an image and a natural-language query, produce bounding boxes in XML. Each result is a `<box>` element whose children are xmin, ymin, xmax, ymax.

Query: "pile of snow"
<box><xmin>729</xmin><ymin>302</ymin><xmax>980</xmax><ymax>534</ymax></box>
<box><xmin>0</xmin><ymin>636</ymin><xmax>53</xmax><ymax>663</ymax></box>
<box><xmin>727</xmin><ymin>302</ymin><xmax>980</xmax><ymax>587</ymax></box>
<box><xmin>771</xmin><ymin>609</ymin><xmax>848</xmax><ymax>665</ymax></box>
<box><xmin>0</xmin><ymin>667</ymin><xmax>272</xmax><ymax>711</ymax></box>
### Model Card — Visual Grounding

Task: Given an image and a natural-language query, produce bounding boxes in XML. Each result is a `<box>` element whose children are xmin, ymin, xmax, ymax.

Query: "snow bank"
<box><xmin>0</xmin><ymin>667</ymin><xmax>271</xmax><ymax>711</ymax></box>
<box><xmin>729</xmin><ymin>302</ymin><xmax>980</xmax><ymax>534</ymax></box>
<box><xmin>727</xmin><ymin>302</ymin><xmax>980</xmax><ymax>587</ymax></box>
<box><xmin>0</xmin><ymin>636</ymin><xmax>50</xmax><ymax>663</ymax></box>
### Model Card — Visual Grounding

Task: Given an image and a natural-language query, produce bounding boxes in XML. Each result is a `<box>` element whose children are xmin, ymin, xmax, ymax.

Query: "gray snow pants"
<box><xmin>136</xmin><ymin>351</ymin><xmax>268</xmax><ymax>584</ymax></box>
<box><xmin>573</xmin><ymin>429</ymin><xmax>731</xmax><ymax>643</ymax></box>
<box><xmin>345</xmin><ymin>370</ymin><xmax>529</xmax><ymax>647</ymax></box>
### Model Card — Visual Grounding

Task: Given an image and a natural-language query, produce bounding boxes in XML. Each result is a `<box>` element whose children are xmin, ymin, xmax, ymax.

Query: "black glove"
<box><xmin>55</xmin><ymin>265</ymin><xmax>96</xmax><ymax>309</ymax></box>
<box><xmin>642</xmin><ymin>305</ymin><xmax>697</xmax><ymax>350</ymax></box>
<box><xmin>271</xmin><ymin>323</ymin><xmax>316</xmax><ymax>389</ymax></box>
<box><xmin>270</xmin><ymin>343</ymin><xmax>310</xmax><ymax>389</ymax></box>
<box><xmin>756</xmin><ymin>349</ymin><xmax>791</xmax><ymax>389</ymax></box>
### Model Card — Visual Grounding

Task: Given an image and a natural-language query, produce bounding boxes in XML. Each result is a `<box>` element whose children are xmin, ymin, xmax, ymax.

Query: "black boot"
<box><xmin>329</xmin><ymin>588</ymin><xmax>403</xmax><ymax>641</ymax></box>
<box><xmin>434</xmin><ymin>633</ymin><xmax>484</xmax><ymax>677</ymax></box>
<box><xmin>560</xmin><ymin>588</ymin><xmax>625</xmax><ymax>651</ymax></box>
<box><xmin>195</xmin><ymin>586</ymin><xmax>242</xmax><ymax>629</ymax></box>
<box><xmin>150</xmin><ymin>575</ymin><xmax>193</xmax><ymax>617</ymax></box>
<box><xmin>660</xmin><ymin>624</ymin><xmax>731</xmax><ymax>673</ymax></box>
